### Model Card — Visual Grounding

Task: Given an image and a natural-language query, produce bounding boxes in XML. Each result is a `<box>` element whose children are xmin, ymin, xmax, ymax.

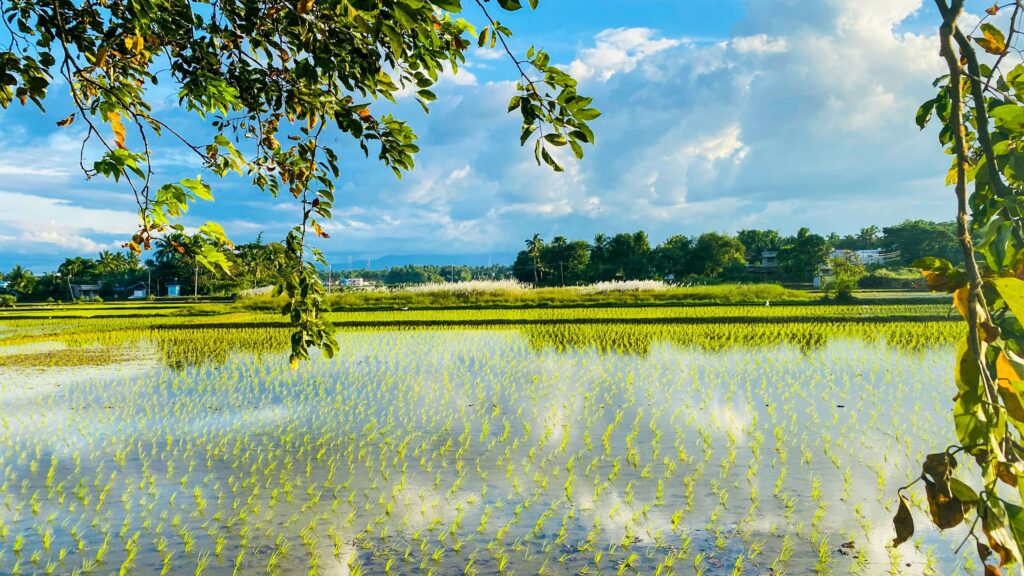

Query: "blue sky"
<box><xmin>0</xmin><ymin>0</ymin><xmax>974</xmax><ymax>270</ymax></box>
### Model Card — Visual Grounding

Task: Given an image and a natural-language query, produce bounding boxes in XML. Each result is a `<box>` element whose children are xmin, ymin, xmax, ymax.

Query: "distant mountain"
<box><xmin>325</xmin><ymin>253</ymin><xmax>517</xmax><ymax>271</ymax></box>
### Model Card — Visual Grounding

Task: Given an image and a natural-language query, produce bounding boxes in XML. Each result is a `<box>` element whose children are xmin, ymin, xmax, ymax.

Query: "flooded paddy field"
<box><xmin>0</xmin><ymin>320</ymin><xmax>976</xmax><ymax>575</ymax></box>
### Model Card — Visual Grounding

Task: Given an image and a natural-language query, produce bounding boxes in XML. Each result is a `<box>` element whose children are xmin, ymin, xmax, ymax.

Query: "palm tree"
<box><xmin>525</xmin><ymin>234</ymin><xmax>544</xmax><ymax>285</ymax></box>
<box><xmin>592</xmin><ymin>233</ymin><xmax>608</xmax><ymax>263</ymax></box>
<box><xmin>96</xmin><ymin>250</ymin><xmax>120</xmax><ymax>277</ymax></box>
<box><xmin>4</xmin><ymin>265</ymin><xmax>35</xmax><ymax>294</ymax></box>
<box><xmin>57</xmin><ymin>257</ymin><xmax>90</xmax><ymax>300</ymax></box>
<box><xmin>154</xmin><ymin>232</ymin><xmax>190</xmax><ymax>264</ymax></box>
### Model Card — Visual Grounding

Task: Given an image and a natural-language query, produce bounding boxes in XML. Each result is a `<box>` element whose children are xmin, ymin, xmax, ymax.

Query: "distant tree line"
<box><xmin>0</xmin><ymin>219</ymin><xmax>959</xmax><ymax>301</ymax></box>
<box><xmin>320</xmin><ymin>264</ymin><xmax>513</xmax><ymax>286</ymax></box>
<box><xmin>511</xmin><ymin>220</ymin><xmax>961</xmax><ymax>286</ymax></box>
<box><xmin>0</xmin><ymin>233</ymin><xmax>287</xmax><ymax>301</ymax></box>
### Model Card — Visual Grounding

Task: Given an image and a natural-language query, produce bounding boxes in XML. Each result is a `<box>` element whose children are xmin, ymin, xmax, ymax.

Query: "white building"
<box><xmin>342</xmin><ymin>278</ymin><xmax>367</xmax><ymax>287</ymax></box>
<box><xmin>829</xmin><ymin>249</ymin><xmax>899</xmax><ymax>266</ymax></box>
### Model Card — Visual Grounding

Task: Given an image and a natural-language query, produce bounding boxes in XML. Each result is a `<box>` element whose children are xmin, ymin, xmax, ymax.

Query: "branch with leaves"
<box><xmin>0</xmin><ymin>0</ymin><xmax>599</xmax><ymax>365</ymax></box>
<box><xmin>900</xmin><ymin>1</ymin><xmax>1024</xmax><ymax>571</ymax></box>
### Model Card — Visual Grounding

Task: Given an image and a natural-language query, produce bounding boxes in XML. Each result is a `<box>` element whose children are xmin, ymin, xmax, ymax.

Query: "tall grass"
<box><xmin>577</xmin><ymin>280</ymin><xmax>669</xmax><ymax>293</ymax></box>
<box><xmin>404</xmin><ymin>280</ymin><xmax>530</xmax><ymax>293</ymax></box>
<box><xmin>235</xmin><ymin>283</ymin><xmax>815</xmax><ymax>312</ymax></box>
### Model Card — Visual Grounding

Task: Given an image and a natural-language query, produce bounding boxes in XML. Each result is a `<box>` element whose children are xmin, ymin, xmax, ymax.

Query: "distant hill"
<box><xmin>325</xmin><ymin>253</ymin><xmax>517</xmax><ymax>271</ymax></box>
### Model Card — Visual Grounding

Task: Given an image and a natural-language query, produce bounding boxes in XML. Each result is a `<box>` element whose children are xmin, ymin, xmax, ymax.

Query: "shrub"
<box><xmin>0</xmin><ymin>294</ymin><xmax>16</xmax><ymax>307</ymax></box>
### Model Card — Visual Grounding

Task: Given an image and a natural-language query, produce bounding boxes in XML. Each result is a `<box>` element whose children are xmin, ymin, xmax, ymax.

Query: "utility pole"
<box><xmin>147</xmin><ymin>267</ymin><xmax>151</xmax><ymax>298</ymax></box>
<box><xmin>559</xmin><ymin>261</ymin><xmax>564</xmax><ymax>286</ymax></box>
<box><xmin>194</xmin><ymin>265</ymin><xmax>199</xmax><ymax>297</ymax></box>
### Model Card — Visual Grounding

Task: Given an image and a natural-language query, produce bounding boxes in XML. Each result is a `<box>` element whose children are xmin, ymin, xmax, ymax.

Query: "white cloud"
<box><xmin>568</xmin><ymin>28</ymin><xmax>683</xmax><ymax>82</ymax></box>
<box><xmin>0</xmin><ymin>191</ymin><xmax>138</xmax><ymax>235</ymax></box>
<box><xmin>732</xmin><ymin>34</ymin><xmax>788</xmax><ymax>54</ymax></box>
<box><xmin>0</xmin><ymin>0</ymin><xmax>968</xmax><ymax>266</ymax></box>
<box><xmin>0</xmin><ymin>191</ymin><xmax>137</xmax><ymax>258</ymax></box>
<box><xmin>288</xmin><ymin>1</ymin><xmax>955</xmax><ymax>258</ymax></box>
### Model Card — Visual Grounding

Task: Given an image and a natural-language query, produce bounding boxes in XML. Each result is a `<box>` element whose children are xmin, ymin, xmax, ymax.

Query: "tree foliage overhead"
<box><xmin>0</xmin><ymin>0</ymin><xmax>599</xmax><ymax>363</ymax></box>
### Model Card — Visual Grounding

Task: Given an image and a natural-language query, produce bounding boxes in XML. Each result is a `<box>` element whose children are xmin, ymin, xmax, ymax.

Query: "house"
<box><xmin>166</xmin><ymin>282</ymin><xmax>181</xmax><ymax>297</ymax></box>
<box><xmin>121</xmin><ymin>282</ymin><xmax>149</xmax><ymax>299</ymax></box>
<box><xmin>813</xmin><ymin>267</ymin><xmax>834</xmax><ymax>289</ymax></box>
<box><xmin>760</xmin><ymin>250</ymin><xmax>779</xmax><ymax>268</ymax></box>
<box><xmin>829</xmin><ymin>249</ymin><xmax>900</xmax><ymax>266</ymax></box>
<box><xmin>341</xmin><ymin>278</ymin><xmax>367</xmax><ymax>287</ymax></box>
<box><xmin>69</xmin><ymin>283</ymin><xmax>103</xmax><ymax>299</ymax></box>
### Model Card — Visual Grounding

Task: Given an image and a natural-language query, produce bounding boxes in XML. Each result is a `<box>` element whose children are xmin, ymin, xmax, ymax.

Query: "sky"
<box><xmin>0</xmin><ymin>0</ymin><xmax>984</xmax><ymax>271</ymax></box>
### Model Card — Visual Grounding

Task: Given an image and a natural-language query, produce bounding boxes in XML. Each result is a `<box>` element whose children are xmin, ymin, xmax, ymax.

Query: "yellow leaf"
<box><xmin>987</xmin><ymin>3</ymin><xmax>1000</xmax><ymax>15</ymax></box>
<box><xmin>94</xmin><ymin>46</ymin><xmax>108</xmax><ymax>68</ymax></box>
<box><xmin>975</xmin><ymin>23</ymin><xmax>1007</xmax><ymax>56</ymax></box>
<box><xmin>997</xmin><ymin>352</ymin><xmax>1021</xmax><ymax>387</ymax></box>
<box><xmin>297</xmin><ymin>0</ymin><xmax>314</xmax><ymax>14</ymax></box>
<box><xmin>289</xmin><ymin>355</ymin><xmax>299</xmax><ymax>369</ymax></box>
<box><xmin>312</xmin><ymin>221</ymin><xmax>330</xmax><ymax>238</ymax></box>
<box><xmin>107</xmin><ymin>111</ymin><xmax>127</xmax><ymax>150</ymax></box>
<box><xmin>55</xmin><ymin>113</ymin><xmax>75</xmax><ymax>127</ymax></box>
<box><xmin>954</xmin><ymin>286</ymin><xmax>969</xmax><ymax>320</ymax></box>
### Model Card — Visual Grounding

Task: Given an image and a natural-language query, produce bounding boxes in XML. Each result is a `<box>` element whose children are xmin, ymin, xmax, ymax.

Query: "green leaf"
<box><xmin>949</xmin><ymin>478</ymin><xmax>979</xmax><ymax>504</ymax></box>
<box><xmin>540</xmin><ymin>146</ymin><xmax>563</xmax><ymax>172</ymax></box>
<box><xmin>993</xmin><ymin>277</ymin><xmax>1024</xmax><ymax>320</ymax></box>
<box><xmin>181</xmin><ymin>177</ymin><xmax>214</xmax><ymax>201</ymax></box>
<box><xmin>992</xmin><ymin>105</ymin><xmax>1024</xmax><ymax>135</ymax></box>
<box><xmin>569</xmin><ymin>140</ymin><xmax>584</xmax><ymax>160</ymax></box>
<box><xmin>198</xmin><ymin>221</ymin><xmax>233</xmax><ymax>247</ymax></box>
<box><xmin>954</xmin><ymin>388</ymin><xmax>988</xmax><ymax>449</ymax></box>
<box><xmin>1006</xmin><ymin>501</ymin><xmax>1024</xmax><ymax>553</ymax></box>
<box><xmin>196</xmin><ymin>244</ymin><xmax>232</xmax><ymax>275</ymax></box>
<box><xmin>496</xmin><ymin>0</ymin><xmax>523</xmax><ymax>10</ymax></box>
<box><xmin>916</xmin><ymin>97</ymin><xmax>938</xmax><ymax>129</ymax></box>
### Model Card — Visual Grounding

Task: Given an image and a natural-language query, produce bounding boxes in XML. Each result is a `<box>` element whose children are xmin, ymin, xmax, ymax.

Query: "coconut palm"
<box><xmin>4</xmin><ymin>265</ymin><xmax>35</xmax><ymax>294</ymax></box>
<box><xmin>525</xmin><ymin>234</ymin><xmax>544</xmax><ymax>285</ymax></box>
<box><xmin>154</xmin><ymin>232</ymin><xmax>192</xmax><ymax>264</ymax></box>
<box><xmin>96</xmin><ymin>250</ymin><xmax>120</xmax><ymax>276</ymax></box>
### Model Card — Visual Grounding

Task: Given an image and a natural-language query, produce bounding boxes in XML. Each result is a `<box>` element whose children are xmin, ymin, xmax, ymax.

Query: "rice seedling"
<box><xmin>0</xmin><ymin>309</ymin><xmax>970</xmax><ymax>573</ymax></box>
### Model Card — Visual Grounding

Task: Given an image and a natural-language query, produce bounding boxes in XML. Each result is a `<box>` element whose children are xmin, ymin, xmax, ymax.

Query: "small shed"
<box><xmin>166</xmin><ymin>282</ymin><xmax>181</xmax><ymax>297</ymax></box>
<box><xmin>70</xmin><ymin>283</ymin><xmax>103</xmax><ymax>299</ymax></box>
<box><xmin>122</xmin><ymin>282</ymin><xmax>149</xmax><ymax>299</ymax></box>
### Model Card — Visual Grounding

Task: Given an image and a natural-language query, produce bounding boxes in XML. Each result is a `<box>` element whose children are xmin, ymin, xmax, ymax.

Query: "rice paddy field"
<box><xmin>0</xmin><ymin>299</ymin><xmax>983</xmax><ymax>575</ymax></box>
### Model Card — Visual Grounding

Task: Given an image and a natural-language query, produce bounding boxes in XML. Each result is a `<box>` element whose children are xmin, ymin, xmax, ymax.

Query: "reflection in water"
<box><xmin>521</xmin><ymin>321</ymin><xmax>963</xmax><ymax>355</ymax></box>
<box><xmin>0</xmin><ymin>324</ymin><xmax>969</xmax><ymax>575</ymax></box>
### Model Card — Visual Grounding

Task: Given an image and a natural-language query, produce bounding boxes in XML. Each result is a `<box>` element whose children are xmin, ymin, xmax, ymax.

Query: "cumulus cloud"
<box><xmin>287</xmin><ymin>0</ymin><xmax>955</xmax><ymax>257</ymax></box>
<box><xmin>0</xmin><ymin>0</ymin><xmax>963</xmax><ymax>267</ymax></box>
<box><xmin>568</xmin><ymin>28</ymin><xmax>684</xmax><ymax>82</ymax></box>
<box><xmin>732</xmin><ymin>34</ymin><xmax>788</xmax><ymax>54</ymax></box>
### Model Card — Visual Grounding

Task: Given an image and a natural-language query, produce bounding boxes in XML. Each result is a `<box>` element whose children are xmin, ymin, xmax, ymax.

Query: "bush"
<box><xmin>0</xmin><ymin>294</ymin><xmax>16</xmax><ymax>307</ymax></box>
<box><xmin>858</xmin><ymin>267</ymin><xmax>922</xmax><ymax>289</ymax></box>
